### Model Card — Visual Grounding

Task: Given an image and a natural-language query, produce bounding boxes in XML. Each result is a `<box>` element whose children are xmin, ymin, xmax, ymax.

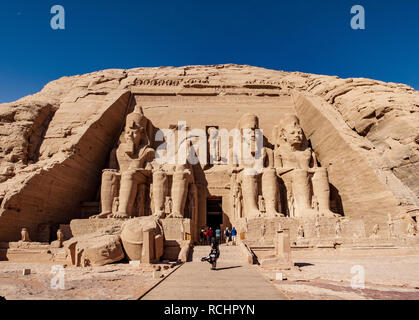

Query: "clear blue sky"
<box><xmin>0</xmin><ymin>0</ymin><xmax>418</xmax><ymax>103</ymax></box>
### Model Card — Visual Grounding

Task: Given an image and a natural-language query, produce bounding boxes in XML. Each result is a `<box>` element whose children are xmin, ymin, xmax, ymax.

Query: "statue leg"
<box><xmin>262</xmin><ymin>168</ymin><xmax>283</xmax><ymax>217</ymax></box>
<box><xmin>137</xmin><ymin>183</ymin><xmax>147</xmax><ymax>217</ymax></box>
<box><xmin>242</xmin><ymin>172</ymin><xmax>262</xmax><ymax>218</ymax></box>
<box><xmin>92</xmin><ymin>170</ymin><xmax>120</xmax><ymax>219</ymax></box>
<box><xmin>170</xmin><ymin>171</ymin><xmax>188</xmax><ymax>218</ymax></box>
<box><xmin>114</xmin><ymin>170</ymin><xmax>137</xmax><ymax>218</ymax></box>
<box><xmin>152</xmin><ymin>170</ymin><xmax>167</xmax><ymax>218</ymax></box>
<box><xmin>292</xmin><ymin>169</ymin><xmax>315</xmax><ymax>217</ymax></box>
<box><xmin>312</xmin><ymin>168</ymin><xmax>335</xmax><ymax>217</ymax></box>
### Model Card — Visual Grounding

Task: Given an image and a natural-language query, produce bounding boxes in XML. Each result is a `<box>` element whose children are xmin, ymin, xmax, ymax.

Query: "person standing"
<box><xmin>224</xmin><ymin>227</ymin><xmax>230</xmax><ymax>245</ymax></box>
<box><xmin>208</xmin><ymin>227</ymin><xmax>215</xmax><ymax>246</ymax></box>
<box><xmin>203</xmin><ymin>229</ymin><xmax>208</xmax><ymax>245</ymax></box>
<box><xmin>231</xmin><ymin>227</ymin><xmax>237</xmax><ymax>245</ymax></box>
<box><xmin>199</xmin><ymin>229</ymin><xmax>205</xmax><ymax>245</ymax></box>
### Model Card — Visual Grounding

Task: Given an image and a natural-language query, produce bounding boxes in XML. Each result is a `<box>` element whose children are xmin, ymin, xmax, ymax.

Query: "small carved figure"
<box><xmin>335</xmin><ymin>220</ymin><xmax>342</xmax><ymax>238</ymax></box>
<box><xmin>51</xmin><ymin>229</ymin><xmax>65</xmax><ymax>248</ymax></box>
<box><xmin>261</xmin><ymin>222</ymin><xmax>266</xmax><ymax>239</ymax></box>
<box><xmin>371</xmin><ymin>224</ymin><xmax>380</xmax><ymax>238</ymax></box>
<box><xmin>112</xmin><ymin>197</ymin><xmax>119</xmax><ymax>214</ymax></box>
<box><xmin>21</xmin><ymin>228</ymin><xmax>31</xmax><ymax>242</ymax></box>
<box><xmin>387</xmin><ymin>213</ymin><xmax>395</xmax><ymax>238</ymax></box>
<box><xmin>315</xmin><ymin>215</ymin><xmax>321</xmax><ymax>238</ymax></box>
<box><xmin>207</xmin><ymin>126</ymin><xmax>220</xmax><ymax>165</ymax></box>
<box><xmin>288</xmin><ymin>193</ymin><xmax>295</xmax><ymax>218</ymax></box>
<box><xmin>407</xmin><ymin>219</ymin><xmax>417</xmax><ymax>237</ymax></box>
<box><xmin>164</xmin><ymin>197</ymin><xmax>173</xmax><ymax>214</ymax></box>
<box><xmin>312</xmin><ymin>195</ymin><xmax>319</xmax><ymax>212</ymax></box>
<box><xmin>297</xmin><ymin>225</ymin><xmax>305</xmax><ymax>239</ymax></box>
<box><xmin>258</xmin><ymin>196</ymin><xmax>266</xmax><ymax>213</ymax></box>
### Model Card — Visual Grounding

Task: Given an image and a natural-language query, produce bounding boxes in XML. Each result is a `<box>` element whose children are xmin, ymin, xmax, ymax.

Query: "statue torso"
<box><xmin>275</xmin><ymin>146</ymin><xmax>312</xmax><ymax>169</ymax></box>
<box><xmin>116</xmin><ymin>143</ymin><xmax>155</xmax><ymax>171</ymax></box>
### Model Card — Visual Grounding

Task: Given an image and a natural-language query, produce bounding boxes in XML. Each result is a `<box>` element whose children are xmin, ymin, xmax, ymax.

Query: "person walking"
<box><xmin>224</xmin><ymin>227</ymin><xmax>230</xmax><ymax>245</ymax></box>
<box><xmin>231</xmin><ymin>227</ymin><xmax>237</xmax><ymax>245</ymax></box>
<box><xmin>201</xmin><ymin>241</ymin><xmax>220</xmax><ymax>270</ymax></box>
<box><xmin>208</xmin><ymin>227</ymin><xmax>215</xmax><ymax>246</ymax></box>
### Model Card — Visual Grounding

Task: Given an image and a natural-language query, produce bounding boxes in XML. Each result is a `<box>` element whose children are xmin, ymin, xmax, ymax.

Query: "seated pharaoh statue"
<box><xmin>230</xmin><ymin>113</ymin><xmax>283</xmax><ymax>220</ymax></box>
<box><xmin>92</xmin><ymin>105</ymin><xmax>155</xmax><ymax>219</ymax></box>
<box><xmin>273</xmin><ymin>115</ymin><xmax>336</xmax><ymax>218</ymax></box>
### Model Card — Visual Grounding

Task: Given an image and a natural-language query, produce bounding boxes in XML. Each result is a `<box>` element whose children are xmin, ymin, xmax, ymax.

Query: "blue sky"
<box><xmin>0</xmin><ymin>0</ymin><xmax>418</xmax><ymax>103</ymax></box>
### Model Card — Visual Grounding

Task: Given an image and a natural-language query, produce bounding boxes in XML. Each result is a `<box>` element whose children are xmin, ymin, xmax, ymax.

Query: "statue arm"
<box><xmin>264</xmin><ymin>148</ymin><xmax>274</xmax><ymax>168</ymax></box>
<box><xmin>144</xmin><ymin>149</ymin><xmax>156</xmax><ymax>170</ymax></box>
<box><xmin>276</xmin><ymin>167</ymin><xmax>295</xmax><ymax>176</ymax></box>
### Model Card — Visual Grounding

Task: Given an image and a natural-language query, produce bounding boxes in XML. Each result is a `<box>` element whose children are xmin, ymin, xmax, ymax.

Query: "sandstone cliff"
<box><xmin>0</xmin><ymin>65</ymin><xmax>418</xmax><ymax>241</ymax></box>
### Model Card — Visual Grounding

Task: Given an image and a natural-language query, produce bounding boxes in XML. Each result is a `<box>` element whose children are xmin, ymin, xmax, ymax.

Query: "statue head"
<box><xmin>207</xmin><ymin>127</ymin><xmax>218</xmax><ymax>138</ymax></box>
<box><xmin>238</xmin><ymin>113</ymin><xmax>260</xmax><ymax>148</ymax></box>
<box><xmin>275</xmin><ymin>115</ymin><xmax>304</xmax><ymax>149</ymax></box>
<box><xmin>124</xmin><ymin>105</ymin><xmax>150</xmax><ymax>152</ymax></box>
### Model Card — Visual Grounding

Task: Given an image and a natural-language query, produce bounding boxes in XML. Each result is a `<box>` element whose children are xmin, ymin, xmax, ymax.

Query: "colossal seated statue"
<box><xmin>231</xmin><ymin>113</ymin><xmax>283</xmax><ymax>219</ymax></box>
<box><xmin>92</xmin><ymin>105</ymin><xmax>155</xmax><ymax>219</ymax></box>
<box><xmin>273</xmin><ymin>115</ymin><xmax>336</xmax><ymax>218</ymax></box>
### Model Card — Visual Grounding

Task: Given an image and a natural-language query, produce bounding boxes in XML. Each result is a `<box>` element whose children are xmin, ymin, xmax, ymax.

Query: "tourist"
<box><xmin>215</xmin><ymin>227</ymin><xmax>221</xmax><ymax>244</ymax></box>
<box><xmin>201</xmin><ymin>240</ymin><xmax>220</xmax><ymax>270</ymax></box>
<box><xmin>208</xmin><ymin>227</ymin><xmax>215</xmax><ymax>246</ymax></box>
<box><xmin>231</xmin><ymin>227</ymin><xmax>237</xmax><ymax>245</ymax></box>
<box><xmin>199</xmin><ymin>229</ymin><xmax>205</xmax><ymax>245</ymax></box>
<box><xmin>224</xmin><ymin>227</ymin><xmax>230</xmax><ymax>245</ymax></box>
<box><xmin>203</xmin><ymin>229</ymin><xmax>208</xmax><ymax>245</ymax></box>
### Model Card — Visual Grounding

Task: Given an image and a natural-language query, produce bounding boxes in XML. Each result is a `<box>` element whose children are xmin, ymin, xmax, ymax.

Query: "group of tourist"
<box><xmin>199</xmin><ymin>226</ymin><xmax>237</xmax><ymax>246</ymax></box>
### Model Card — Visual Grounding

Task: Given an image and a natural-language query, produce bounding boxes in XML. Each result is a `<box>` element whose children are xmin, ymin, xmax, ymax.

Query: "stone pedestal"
<box><xmin>69</xmin><ymin>219</ymin><xmax>124</xmax><ymax>237</ymax></box>
<box><xmin>275</xmin><ymin>228</ymin><xmax>291</xmax><ymax>262</ymax></box>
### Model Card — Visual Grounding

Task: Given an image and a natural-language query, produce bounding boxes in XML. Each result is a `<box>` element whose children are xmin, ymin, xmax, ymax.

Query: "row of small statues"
<box><xmin>19</xmin><ymin>228</ymin><xmax>65</xmax><ymax>248</ymax></box>
<box><xmin>293</xmin><ymin>214</ymin><xmax>418</xmax><ymax>240</ymax></box>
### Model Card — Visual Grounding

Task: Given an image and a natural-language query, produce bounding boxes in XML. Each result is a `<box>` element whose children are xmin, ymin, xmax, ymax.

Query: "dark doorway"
<box><xmin>206</xmin><ymin>198</ymin><xmax>223</xmax><ymax>229</ymax></box>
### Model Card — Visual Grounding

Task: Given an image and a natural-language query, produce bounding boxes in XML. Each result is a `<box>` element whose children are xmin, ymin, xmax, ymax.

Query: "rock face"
<box><xmin>0</xmin><ymin>65</ymin><xmax>418</xmax><ymax>241</ymax></box>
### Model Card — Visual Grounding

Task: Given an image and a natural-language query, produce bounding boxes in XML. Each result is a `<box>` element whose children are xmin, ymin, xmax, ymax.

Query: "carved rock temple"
<box><xmin>0</xmin><ymin>64</ymin><xmax>418</xmax><ymax>266</ymax></box>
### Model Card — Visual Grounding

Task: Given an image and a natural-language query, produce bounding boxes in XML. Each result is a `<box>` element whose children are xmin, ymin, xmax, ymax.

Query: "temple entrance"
<box><xmin>206</xmin><ymin>197</ymin><xmax>223</xmax><ymax>230</ymax></box>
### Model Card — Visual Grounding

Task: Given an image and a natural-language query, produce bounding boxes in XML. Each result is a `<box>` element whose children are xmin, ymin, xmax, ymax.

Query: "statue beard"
<box><xmin>290</xmin><ymin>140</ymin><xmax>302</xmax><ymax>149</ymax></box>
<box><xmin>126</xmin><ymin>138</ymin><xmax>135</xmax><ymax>154</ymax></box>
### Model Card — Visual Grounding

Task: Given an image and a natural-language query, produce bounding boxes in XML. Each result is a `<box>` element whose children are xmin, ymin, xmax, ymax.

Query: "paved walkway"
<box><xmin>141</xmin><ymin>245</ymin><xmax>286</xmax><ymax>300</ymax></box>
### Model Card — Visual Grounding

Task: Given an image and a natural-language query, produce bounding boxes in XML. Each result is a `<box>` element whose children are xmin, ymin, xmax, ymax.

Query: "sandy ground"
<box><xmin>1</xmin><ymin>247</ymin><xmax>418</xmax><ymax>300</ymax></box>
<box><xmin>0</xmin><ymin>261</ymin><xmax>178</xmax><ymax>300</ymax></box>
<box><xmin>259</xmin><ymin>247</ymin><xmax>419</xmax><ymax>300</ymax></box>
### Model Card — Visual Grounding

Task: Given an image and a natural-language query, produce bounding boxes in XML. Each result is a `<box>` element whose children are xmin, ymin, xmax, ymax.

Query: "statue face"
<box><xmin>208</xmin><ymin>127</ymin><xmax>218</xmax><ymax>138</ymax></box>
<box><xmin>125</xmin><ymin>123</ymin><xmax>144</xmax><ymax>147</ymax></box>
<box><xmin>240</xmin><ymin>116</ymin><xmax>258</xmax><ymax>144</ymax></box>
<box><xmin>282</xmin><ymin>122</ymin><xmax>303</xmax><ymax>148</ymax></box>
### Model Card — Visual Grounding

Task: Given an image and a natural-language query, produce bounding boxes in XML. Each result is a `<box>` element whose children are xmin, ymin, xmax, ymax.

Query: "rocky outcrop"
<box><xmin>0</xmin><ymin>65</ymin><xmax>417</xmax><ymax>241</ymax></box>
